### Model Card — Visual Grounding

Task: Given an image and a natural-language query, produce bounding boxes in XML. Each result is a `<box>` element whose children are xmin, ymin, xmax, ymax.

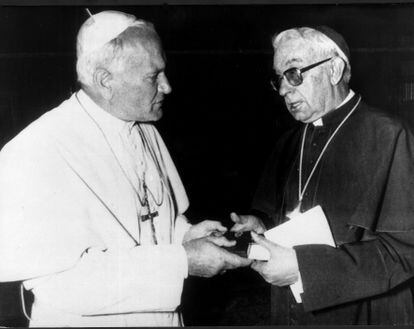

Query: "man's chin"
<box><xmin>153</xmin><ymin>108</ymin><xmax>163</xmax><ymax>120</ymax></box>
<box><xmin>147</xmin><ymin>109</ymin><xmax>163</xmax><ymax>122</ymax></box>
<box><xmin>134</xmin><ymin>110</ymin><xmax>163</xmax><ymax>123</ymax></box>
<box><xmin>290</xmin><ymin>112</ymin><xmax>309</xmax><ymax>123</ymax></box>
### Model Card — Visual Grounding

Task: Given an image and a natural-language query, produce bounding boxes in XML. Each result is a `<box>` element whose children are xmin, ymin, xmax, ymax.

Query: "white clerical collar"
<box><xmin>76</xmin><ymin>89</ymin><xmax>135</xmax><ymax>134</ymax></box>
<box><xmin>312</xmin><ymin>89</ymin><xmax>355</xmax><ymax>127</ymax></box>
<box><xmin>312</xmin><ymin>118</ymin><xmax>324</xmax><ymax>126</ymax></box>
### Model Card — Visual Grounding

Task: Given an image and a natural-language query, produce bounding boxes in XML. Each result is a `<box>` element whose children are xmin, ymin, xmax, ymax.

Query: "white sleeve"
<box><xmin>27</xmin><ymin>244</ymin><xmax>188</xmax><ymax>315</ymax></box>
<box><xmin>173</xmin><ymin>214</ymin><xmax>192</xmax><ymax>243</ymax></box>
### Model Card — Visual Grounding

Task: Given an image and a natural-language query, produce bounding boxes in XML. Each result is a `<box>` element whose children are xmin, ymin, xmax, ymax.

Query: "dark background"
<box><xmin>2</xmin><ymin>3</ymin><xmax>414</xmax><ymax>326</ymax></box>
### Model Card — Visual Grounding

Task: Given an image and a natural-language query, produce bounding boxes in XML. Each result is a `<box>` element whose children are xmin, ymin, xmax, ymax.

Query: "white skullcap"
<box><xmin>77</xmin><ymin>10</ymin><xmax>145</xmax><ymax>57</ymax></box>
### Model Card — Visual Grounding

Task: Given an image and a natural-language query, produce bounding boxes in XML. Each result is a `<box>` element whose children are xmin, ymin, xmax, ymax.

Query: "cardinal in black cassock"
<box><xmin>233</xmin><ymin>26</ymin><xmax>414</xmax><ymax>325</ymax></box>
<box><xmin>252</xmin><ymin>93</ymin><xmax>414</xmax><ymax>325</ymax></box>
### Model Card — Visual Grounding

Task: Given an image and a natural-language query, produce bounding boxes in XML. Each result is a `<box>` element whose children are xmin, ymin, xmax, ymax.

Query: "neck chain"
<box><xmin>298</xmin><ymin>96</ymin><xmax>361</xmax><ymax>206</ymax></box>
<box><xmin>135</xmin><ymin>124</ymin><xmax>165</xmax><ymax>208</ymax></box>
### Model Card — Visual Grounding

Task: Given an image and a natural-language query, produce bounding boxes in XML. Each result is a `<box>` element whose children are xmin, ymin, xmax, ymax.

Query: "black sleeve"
<box><xmin>296</xmin><ymin>230</ymin><xmax>414</xmax><ymax>312</ymax></box>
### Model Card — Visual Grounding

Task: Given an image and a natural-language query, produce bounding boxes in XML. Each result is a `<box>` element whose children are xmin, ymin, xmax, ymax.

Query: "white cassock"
<box><xmin>0</xmin><ymin>90</ymin><xmax>192</xmax><ymax>327</ymax></box>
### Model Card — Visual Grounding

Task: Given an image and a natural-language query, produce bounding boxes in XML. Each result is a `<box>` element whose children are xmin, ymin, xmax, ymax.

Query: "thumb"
<box><xmin>251</xmin><ymin>231</ymin><xmax>275</xmax><ymax>251</ymax></box>
<box><xmin>224</xmin><ymin>252</ymin><xmax>253</xmax><ymax>268</ymax></box>
<box><xmin>230</xmin><ymin>212</ymin><xmax>242</xmax><ymax>224</ymax></box>
<box><xmin>202</xmin><ymin>220</ymin><xmax>227</xmax><ymax>233</ymax></box>
<box><xmin>207</xmin><ymin>235</ymin><xmax>237</xmax><ymax>248</ymax></box>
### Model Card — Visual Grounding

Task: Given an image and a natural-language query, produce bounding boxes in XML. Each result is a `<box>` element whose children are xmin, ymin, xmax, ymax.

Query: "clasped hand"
<box><xmin>229</xmin><ymin>213</ymin><xmax>299</xmax><ymax>287</ymax></box>
<box><xmin>183</xmin><ymin>219</ymin><xmax>252</xmax><ymax>278</ymax></box>
<box><xmin>183</xmin><ymin>219</ymin><xmax>227</xmax><ymax>243</ymax></box>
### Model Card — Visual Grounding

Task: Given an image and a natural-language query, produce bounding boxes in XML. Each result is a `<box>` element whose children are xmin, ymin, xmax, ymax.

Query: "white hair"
<box><xmin>272</xmin><ymin>27</ymin><xmax>351</xmax><ymax>84</ymax></box>
<box><xmin>76</xmin><ymin>20</ymin><xmax>157</xmax><ymax>89</ymax></box>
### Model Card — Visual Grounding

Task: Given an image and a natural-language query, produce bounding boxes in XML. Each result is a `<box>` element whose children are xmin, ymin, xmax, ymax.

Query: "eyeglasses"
<box><xmin>270</xmin><ymin>57</ymin><xmax>332</xmax><ymax>91</ymax></box>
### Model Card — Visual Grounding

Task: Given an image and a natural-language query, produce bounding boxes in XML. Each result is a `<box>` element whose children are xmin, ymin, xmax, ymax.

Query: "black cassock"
<box><xmin>252</xmin><ymin>93</ymin><xmax>414</xmax><ymax>325</ymax></box>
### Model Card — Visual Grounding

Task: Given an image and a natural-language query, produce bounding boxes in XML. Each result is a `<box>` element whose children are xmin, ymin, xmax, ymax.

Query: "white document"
<box><xmin>247</xmin><ymin>205</ymin><xmax>336</xmax><ymax>303</ymax></box>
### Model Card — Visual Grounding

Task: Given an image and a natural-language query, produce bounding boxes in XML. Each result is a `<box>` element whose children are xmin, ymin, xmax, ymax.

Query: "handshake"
<box><xmin>182</xmin><ymin>213</ymin><xmax>266</xmax><ymax>278</ymax></box>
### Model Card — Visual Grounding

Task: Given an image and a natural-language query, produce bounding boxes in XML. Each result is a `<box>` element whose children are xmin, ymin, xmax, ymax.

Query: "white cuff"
<box><xmin>173</xmin><ymin>214</ymin><xmax>192</xmax><ymax>243</ymax></box>
<box><xmin>289</xmin><ymin>271</ymin><xmax>303</xmax><ymax>303</ymax></box>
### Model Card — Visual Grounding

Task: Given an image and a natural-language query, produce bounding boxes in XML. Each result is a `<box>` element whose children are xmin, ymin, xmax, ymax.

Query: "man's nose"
<box><xmin>158</xmin><ymin>73</ymin><xmax>172</xmax><ymax>94</ymax></box>
<box><xmin>278</xmin><ymin>76</ymin><xmax>293</xmax><ymax>97</ymax></box>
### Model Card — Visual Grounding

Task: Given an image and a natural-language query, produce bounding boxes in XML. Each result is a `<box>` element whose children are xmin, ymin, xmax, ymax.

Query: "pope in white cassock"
<box><xmin>0</xmin><ymin>10</ymin><xmax>251</xmax><ymax>327</ymax></box>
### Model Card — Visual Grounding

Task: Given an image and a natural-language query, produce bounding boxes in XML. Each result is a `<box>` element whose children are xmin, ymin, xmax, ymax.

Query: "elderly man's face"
<box><xmin>273</xmin><ymin>39</ymin><xmax>332</xmax><ymax>123</ymax></box>
<box><xmin>111</xmin><ymin>39</ymin><xmax>171</xmax><ymax>122</ymax></box>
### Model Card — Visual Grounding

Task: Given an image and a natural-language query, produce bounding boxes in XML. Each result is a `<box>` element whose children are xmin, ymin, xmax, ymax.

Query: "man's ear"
<box><xmin>93</xmin><ymin>68</ymin><xmax>113</xmax><ymax>100</ymax></box>
<box><xmin>329</xmin><ymin>57</ymin><xmax>346</xmax><ymax>85</ymax></box>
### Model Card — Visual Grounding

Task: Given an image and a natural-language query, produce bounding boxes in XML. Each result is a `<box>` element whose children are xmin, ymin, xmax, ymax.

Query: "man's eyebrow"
<box><xmin>285</xmin><ymin>58</ymin><xmax>303</xmax><ymax>66</ymax></box>
<box><xmin>275</xmin><ymin>57</ymin><xmax>303</xmax><ymax>73</ymax></box>
<box><xmin>145</xmin><ymin>68</ymin><xmax>163</xmax><ymax>77</ymax></box>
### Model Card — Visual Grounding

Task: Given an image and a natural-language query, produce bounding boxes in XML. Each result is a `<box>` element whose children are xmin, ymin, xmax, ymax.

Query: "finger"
<box><xmin>251</xmin><ymin>260</ymin><xmax>266</xmax><ymax>272</ymax></box>
<box><xmin>230</xmin><ymin>212</ymin><xmax>242</xmax><ymax>224</ymax></box>
<box><xmin>201</xmin><ymin>220</ymin><xmax>228</xmax><ymax>233</ymax></box>
<box><xmin>237</xmin><ymin>256</ymin><xmax>254</xmax><ymax>267</ymax></box>
<box><xmin>223</xmin><ymin>253</ymin><xmax>253</xmax><ymax>268</ymax></box>
<box><xmin>251</xmin><ymin>232</ymin><xmax>275</xmax><ymax>251</ymax></box>
<box><xmin>254</xmin><ymin>221</ymin><xmax>266</xmax><ymax>234</ymax></box>
<box><xmin>230</xmin><ymin>223</ymin><xmax>247</xmax><ymax>232</ymax></box>
<box><xmin>211</xmin><ymin>230</ymin><xmax>225</xmax><ymax>237</ymax></box>
<box><xmin>207</xmin><ymin>236</ymin><xmax>236</xmax><ymax>247</ymax></box>
<box><xmin>256</xmin><ymin>226</ymin><xmax>266</xmax><ymax>235</ymax></box>
<box><xmin>234</xmin><ymin>231</ymin><xmax>243</xmax><ymax>238</ymax></box>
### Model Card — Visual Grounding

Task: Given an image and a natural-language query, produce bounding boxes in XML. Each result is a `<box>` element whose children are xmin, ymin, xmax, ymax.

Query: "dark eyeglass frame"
<box><xmin>270</xmin><ymin>57</ymin><xmax>333</xmax><ymax>91</ymax></box>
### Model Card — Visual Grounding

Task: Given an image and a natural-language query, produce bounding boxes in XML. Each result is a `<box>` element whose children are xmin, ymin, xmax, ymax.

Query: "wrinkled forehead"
<box><xmin>273</xmin><ymin>38</ymin><xmax>318</xmax><ymax>73</ymax></box>
<box><xmin>124</xmin><ymin>37</ymin><xmax>166</xmax><ymax>72</ymax></box>
<box><xmin>133</xmin><ymin>29</ymin><xmax>163</xmax><ymax>58</ymax></box>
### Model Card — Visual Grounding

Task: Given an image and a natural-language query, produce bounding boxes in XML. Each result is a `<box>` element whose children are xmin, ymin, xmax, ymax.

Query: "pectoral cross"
<box><xmin>141</xmin><ymin>206</ymin><xmax>159</xmax><ymax>222</ymax></box>
<box><xmin>140</xmin><ymin>182</ymin><xmax>159</xmax><ymax>245</ymax></box>
<box><xmin>140</xmin><ymin>186</ymin><xmax>159</xmax><ymax>222</ymax></box>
